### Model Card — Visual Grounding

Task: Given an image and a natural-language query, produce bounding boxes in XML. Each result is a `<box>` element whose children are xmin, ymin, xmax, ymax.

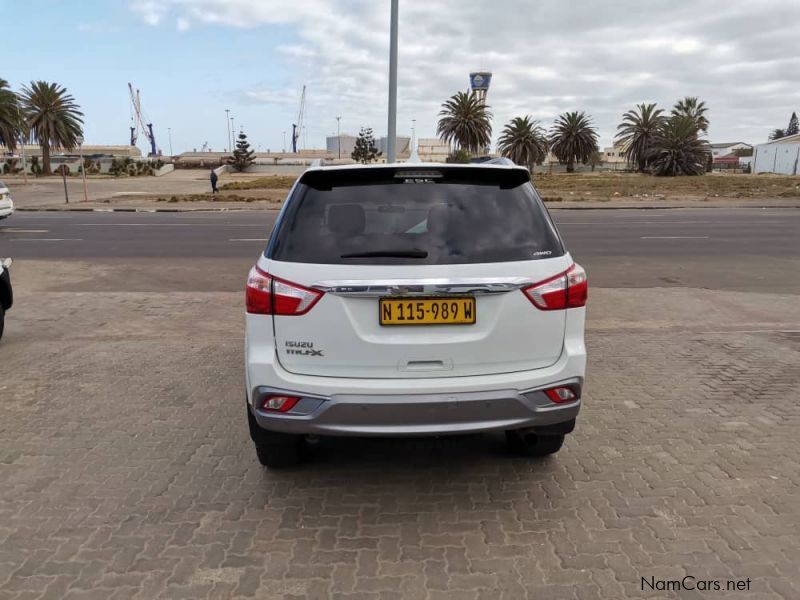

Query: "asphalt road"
<box><xmin>1</xmin><ymin>207</ymin><xmax>799</xmax><ymax>292</ymax></box>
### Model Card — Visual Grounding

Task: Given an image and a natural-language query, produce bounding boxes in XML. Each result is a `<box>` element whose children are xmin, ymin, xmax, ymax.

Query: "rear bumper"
<box><xmin>245</xmin><ymin>306</ymin><xmax>586</xmax><ymax>437</ymax></box>
<box><xmin>249</xmin><ymin>380</ymin><xmax>581</xmax><ymax>437</ymax></box>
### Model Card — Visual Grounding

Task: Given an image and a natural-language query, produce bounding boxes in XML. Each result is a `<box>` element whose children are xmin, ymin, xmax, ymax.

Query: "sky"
<box><xmin>3</xmin><ymin>0</ymin><xmax>799</xmax><ymax>155</ymax></box>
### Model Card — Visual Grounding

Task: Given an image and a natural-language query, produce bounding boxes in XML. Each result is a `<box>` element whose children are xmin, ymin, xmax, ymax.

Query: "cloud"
<box><xmin>130</xmin><ymin>0</ymin><xmax>800</xmax><ymax>145</ymax></box>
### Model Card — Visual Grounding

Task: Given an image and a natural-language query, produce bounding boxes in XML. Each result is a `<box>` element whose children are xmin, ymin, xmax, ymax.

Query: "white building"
<box><xmin>417</xmin><ymin>138</ymin><xmax>450</xmax><ymax>163</ymax></box>
<box><xmin>602</xmin><ymin>143</ymin><xmax>628</xmax><ymax>165</ymax></box>
<box><xmin>752</xmin><ymin>134</ymin><xmax>800</xmax><ymax>175</ymax></box>
<box><xmin>710</xmin><ymin>142</ymin><xmax>752</xmax><ymax>159</ymax></box>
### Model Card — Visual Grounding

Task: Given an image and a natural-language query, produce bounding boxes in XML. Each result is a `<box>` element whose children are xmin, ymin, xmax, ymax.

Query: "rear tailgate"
<box><xmin>262</xmin><ymin>165</ymin><xmax>570</xmax><ymax>379</ymax></box>
<box><xmin>264</xmin><ymin>258</ymin><xmax>570</xmax><ymax>378</ymax></box>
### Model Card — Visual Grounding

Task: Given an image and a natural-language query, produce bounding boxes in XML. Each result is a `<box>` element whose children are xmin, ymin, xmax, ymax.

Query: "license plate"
<box><xmin>379</xmin><ymin>297</ymin><xmax>476</xmax><ymax>326</ymax></box>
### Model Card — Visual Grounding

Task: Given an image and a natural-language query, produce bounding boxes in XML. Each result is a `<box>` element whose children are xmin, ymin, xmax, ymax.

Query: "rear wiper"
<box><xmin>341</xmin><ymin>249</ymin><xmax>428</xmax><ymax>259</ymax></box>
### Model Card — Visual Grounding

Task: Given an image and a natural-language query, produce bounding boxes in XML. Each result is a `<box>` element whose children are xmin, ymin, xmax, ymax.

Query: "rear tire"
<box><xmin>255</xmin><ymin>443</ymin><xmax>302</xmax><ymax>468</ymax></box>
<box><xmin>247</xmin><ymin>404</ymin><xmax>305</xmax><ymax>468</ymax></box>
<box><xmin>506</xmin><ymin>430</ymin><xmax>565</xmax><ymax>457</ymax></box>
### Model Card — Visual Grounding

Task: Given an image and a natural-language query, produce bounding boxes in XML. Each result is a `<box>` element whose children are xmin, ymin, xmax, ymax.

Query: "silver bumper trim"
<box><xmin>250</xmin><ymin>380</ymin><xmax>581</xmax><ymax>437</ymax></box>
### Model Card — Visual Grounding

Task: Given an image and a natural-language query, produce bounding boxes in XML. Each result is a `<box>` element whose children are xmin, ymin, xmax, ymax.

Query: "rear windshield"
<box><xmin>268</xmin><ymin>169</ymin><xmax>563</xmax><ymax>265</ymax></box>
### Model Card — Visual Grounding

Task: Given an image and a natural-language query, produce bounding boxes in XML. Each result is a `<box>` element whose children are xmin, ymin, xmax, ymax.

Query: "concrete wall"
<box><xmin>243</xmin><ymin>164</ymin><xmax>307</xmax><ymax>176</ymax></box>
<box><xmin>154</xmin><ymin>163</ymin><xmax>175</xmax><ymax>177</ymax></box>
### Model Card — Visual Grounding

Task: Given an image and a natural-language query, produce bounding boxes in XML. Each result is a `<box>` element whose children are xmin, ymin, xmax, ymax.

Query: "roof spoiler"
<box><xmin>300</xmin><ymin>164</ymin><xmax>530</xmax><ymax>190</ymax></box>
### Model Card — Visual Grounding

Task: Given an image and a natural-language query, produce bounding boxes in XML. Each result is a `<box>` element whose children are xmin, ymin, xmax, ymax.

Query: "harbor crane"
<box><xmin>128</xmin><ymin>83</ymin><xmax>159</xmax><ymax>156</ymax></box>
<box><xmin>291</xmin><ymin>85</ymin><xmax>306</xmax><ymax>153</ymax></box>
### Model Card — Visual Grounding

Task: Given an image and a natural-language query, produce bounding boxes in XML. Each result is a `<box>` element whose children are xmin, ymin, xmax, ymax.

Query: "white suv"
<box><xmin>0</xmin><ymin>180</ymin><xmax>15</xmax><ymax>219</ymax></box>
<box><xmin>245</xmin><ymin>161</ymin><xmax>587</xmax><ymax>467</ymax></box>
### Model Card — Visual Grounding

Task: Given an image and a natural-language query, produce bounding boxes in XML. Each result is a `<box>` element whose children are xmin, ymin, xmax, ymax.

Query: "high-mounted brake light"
<box><xmin>522</xmin><ymin>264</ymin><xmax>587</xmax><ymax>310</ymax></box>
<box><xmin>246</xmin><ymin>266</ymin><xmax>323</xmax><ymax>315</ymax></box>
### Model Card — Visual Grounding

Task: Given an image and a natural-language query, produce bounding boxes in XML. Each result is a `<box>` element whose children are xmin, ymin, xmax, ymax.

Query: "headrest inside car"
<box><xmin>328</xmin><ymin>204</ymin><xmax>366</xmax><ymax>236</ymax></box>
<box><xmin>426</xmin><ymin>204</ymin><xmax>450</xmax><ymax>236</ymax></box>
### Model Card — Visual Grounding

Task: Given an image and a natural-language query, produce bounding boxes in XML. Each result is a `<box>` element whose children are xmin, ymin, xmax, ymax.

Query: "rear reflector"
<box><xmin>246</xmin><ymin>266</ymin><xmax>323</xmax><ymax>315</ymax></box>
<box><xmin>259</xmin><ymin>394</ymin><xmax>300</xmax><ymax>412</ymax></box>
<box><xmin>543</xmin><ymin>386</ymin><xmax>579</xmax><ymax>404</ymax></box>
<box><xmin>522</xmin><ymin>263</ymin><xmax>587</xmax><ymax>310</ymax></box>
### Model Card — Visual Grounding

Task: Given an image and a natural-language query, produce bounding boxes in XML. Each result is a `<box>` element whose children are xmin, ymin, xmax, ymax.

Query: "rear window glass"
<box><xmin>269</xmin><ymin>170</ymin><xmax>563</xmax><ymax>265</ymax></box>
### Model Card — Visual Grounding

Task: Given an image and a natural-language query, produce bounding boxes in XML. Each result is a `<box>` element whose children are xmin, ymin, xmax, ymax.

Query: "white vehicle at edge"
<box><xmin>0</xmin><ymin>180</ymin><xmax>14</xmax><ymax>219</ymax></box>
<box><xmin>244</xmin><ymin>160</ymin><xmax>587</xmax><ymax>468</ymax></box>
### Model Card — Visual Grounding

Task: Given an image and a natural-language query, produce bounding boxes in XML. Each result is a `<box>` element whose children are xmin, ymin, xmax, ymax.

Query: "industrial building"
<box><xmin>752</xmin><ymin>134</ymin><xmax>800</xmax><ymax>175</ymax></box>
<box><xmin>378</xmin><ymin>136</ymin><xmax>410</xmax><ymax>158</ymax></box>
<box><xmin>417</xmin><ymin>138</ymin><xmax>450</xmax><ymax>163</ymax></box>
<box><xmin>325</xmin><ymin>135</ymin><xmax>358</xmax><ymax>158</ymax></box>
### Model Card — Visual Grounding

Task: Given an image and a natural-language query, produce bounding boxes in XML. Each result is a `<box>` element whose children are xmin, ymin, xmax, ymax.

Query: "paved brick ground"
<box><xmin>1</xmin><ymin>271</ymin><xmax>799</xmax><ymax>599</ymax></box>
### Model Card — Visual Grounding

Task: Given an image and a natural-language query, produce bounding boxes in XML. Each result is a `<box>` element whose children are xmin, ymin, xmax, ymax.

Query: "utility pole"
<box><xmin>386</xmin><ymin>0</ymin><xmax>399</xmax><ymax>163</ymax></box>
<box><xmin>231</xmin><ymin>117</ymin><xmax>235</xmax><ymax>150</ymax></box>
<box><xmin>336</xmin><ymin>116</ymin><xmax>342</xmax><ymax>159</ymax></box>
<box><xmin>77</xmin><ymin>135</ymin><xmax>88</xmax><ymax>202</ymax></box>
<box><xmin>168</xmin><ymin>127</ymin><xmax>173</xmax><ymax>156</ymax></box>
<box><xmin>225</xmin><ymin>109</ymin><xmax>231</xmax><ymax>153</ymax></box>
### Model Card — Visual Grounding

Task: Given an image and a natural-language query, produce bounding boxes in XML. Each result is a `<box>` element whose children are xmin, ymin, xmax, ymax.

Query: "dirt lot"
<box><xmin>206</xmin><ymin>172</ymin><xmax>800</xmax><ymax>204</ymax></box>
<box><xmin>6</xmin><ymin>171</ymin><xmax>800</xmax><ymax>211</ymax></box>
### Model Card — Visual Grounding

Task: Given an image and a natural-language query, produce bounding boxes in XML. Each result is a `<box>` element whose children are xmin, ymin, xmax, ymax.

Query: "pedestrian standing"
<box><xmin>210</xmin><ymin>168</ymin><xmax>219</xmax><ymax>194</ymax></box>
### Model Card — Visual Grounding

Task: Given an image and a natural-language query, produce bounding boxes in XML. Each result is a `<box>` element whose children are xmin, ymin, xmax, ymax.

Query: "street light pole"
<box><xmin>168</xmin><ymin>127</ymin><xmax>173</xmax><ymax>156</ymax></box>
<box><xmin>231</xmin><ymin>117</ymin><xmax>235</xmax><ymax>149</ymax></box>
<box><xmin>77</xmin><ymin>135</ymin><xmax>88</xmax><ymax>202</ymax></box>
<box><xmin>282</xmin><ymin>131</ymin><xmax>286</xmax><ymax>153</ymax></box>
<box><xmin>15</xmin><ymin>98</ymin><xmax>28</xmax><ymax>184</ymax></box>
<box><xmin>336</xmin><ymin>116</ymin><xmax>341</xmax><ymax>159</ymax></box>
<box><xmin>386</xmin><ymin>0</ymin><xmax>399</xmax><ymax>163</ymax></box>
<box><xmin>225</xmin><ymin>109</ymin><xmax>231</xmax><ymax>152</ymax></box>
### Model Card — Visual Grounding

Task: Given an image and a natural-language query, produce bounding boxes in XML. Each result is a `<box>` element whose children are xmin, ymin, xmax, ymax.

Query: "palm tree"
<box><xmin>0</xmin><ymin>78</ymin><xmax>20</xmax><ymax>151</ymax></box>
<box><xmin>615</xmin><ymin>103</ymin><xmax>665</xmax><ymax>172</ymax></box>
<box><xmin>437</xmin><ymin>91</ymin><xmax>492</xmax><ymax>155</ymax></box>
<box><xmin>672</xmin><ymin>96</ymin><xmax>709</xmax><ymax>133</ymax></box>
<box><xmin>497</xmin><ymin>116</ymin><xmax>548</xmax><ymax>170</ymax></box>
<box><xmin>21</xmin><ymin>81</ymin><xmax>83</xmax><ymax>175</ymax></box>
<box><xmin>647</xmin><ymin>116</ymin><xmax>709</xmax><ymax>176</ymax></box>
<box><xmin>769</xmin><ymin>128</ymin><xmax>786</xmax><ymax>141</ymax></box>
<box><xmin>548</xmin><ymin>111</ymin><xmax>598</xmax><ymax>173</ymax></box>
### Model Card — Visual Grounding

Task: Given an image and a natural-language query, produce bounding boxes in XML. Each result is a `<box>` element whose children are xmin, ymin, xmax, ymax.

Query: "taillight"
<box><xmin>543</xmin><ymin>385</ymin><xmax>580</xmax><ymax>404</ymax></box>
<box><xmin>259</xmin><ymin>394</ymin><xmax>300</xmax><ymax>412</ymax></box>
<box><xmin>246</xmin><ymin>266</ymin><xmax>323</xmax><ymax>315</ymax></box>
<box><xmin>522</xmin><ymin>264</ymin><xmax>587</xmax><ymax>310</ymax></box>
